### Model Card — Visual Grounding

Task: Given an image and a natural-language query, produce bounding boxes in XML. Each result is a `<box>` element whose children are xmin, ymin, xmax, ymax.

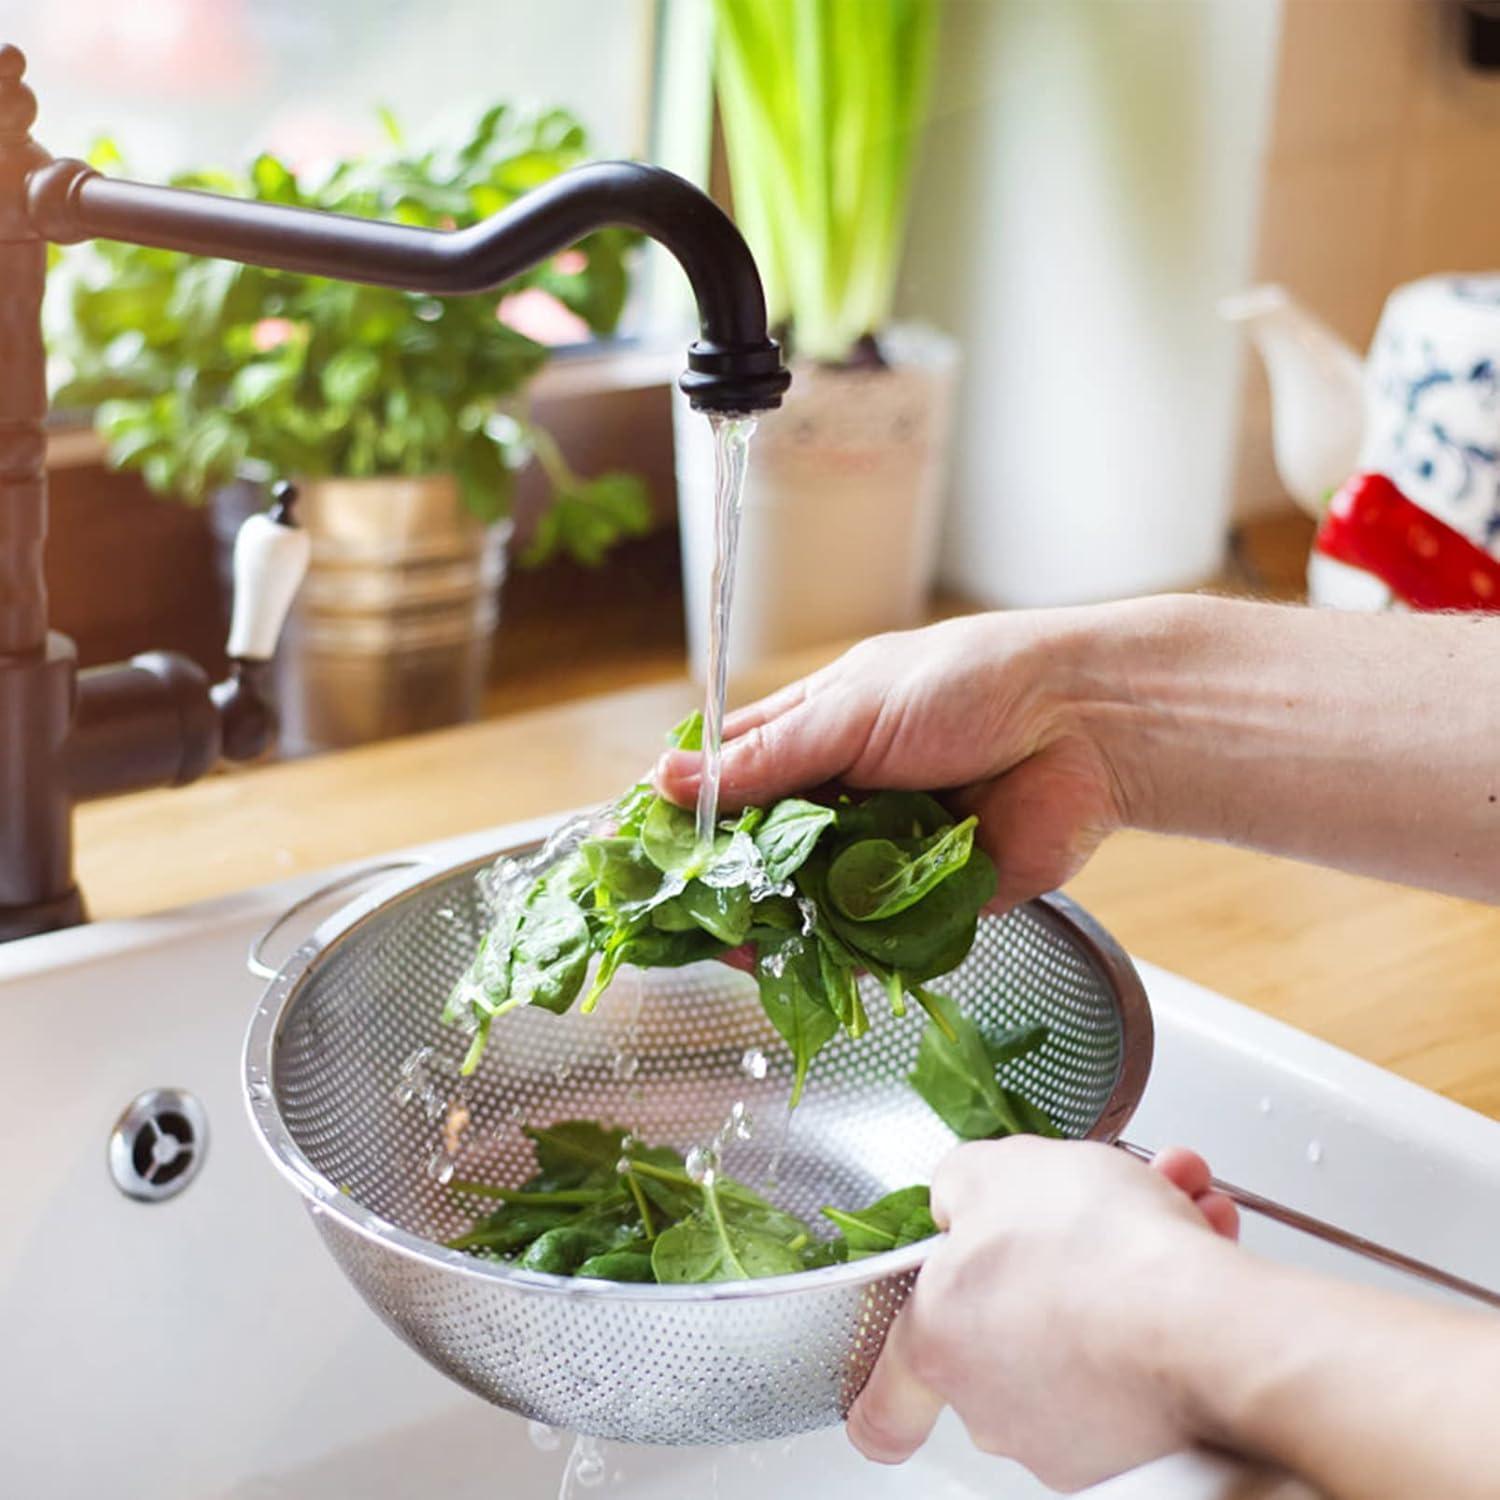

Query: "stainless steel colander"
<box><xmin>243</xmin><ymin>839</ymin><xmax>1151</xmax><ymax>1445</ymax></box>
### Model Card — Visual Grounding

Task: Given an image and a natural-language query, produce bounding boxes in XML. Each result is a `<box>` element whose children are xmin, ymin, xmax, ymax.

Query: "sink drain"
<box><xmin>108</xmin><ymin>1088</ymin><xmax>208</xmax><ymax>1202</ymax></box>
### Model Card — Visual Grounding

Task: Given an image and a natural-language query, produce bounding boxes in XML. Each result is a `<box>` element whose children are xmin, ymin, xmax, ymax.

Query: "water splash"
<box><xmin>729</xmin><ymin>1100</ymin><xmax>754</xmax><ymax>1141</ymax></box>
<box><xmin>767</xmin><ymin>1103</ymin><xmax>796</xmax><ymax>1188</ymax></box>
<box><xmin>685</xmin><ymin>1145</ymin><xmax>719</xmax><ymax>1186</ymax></box>
<box><xmin>528</xmin><ymin>1420</ymin><xmax>562</xmax><ymax>1452</ymax></box>
<box><xmin>694</xmin><ymin>414</ymin><xmax>759</xmax><ymax>849</ymax></box>
<box><xmin>558</xmin><ymin>1434</ymin><xmax>607</xmax><ymax>1495</ymax></box>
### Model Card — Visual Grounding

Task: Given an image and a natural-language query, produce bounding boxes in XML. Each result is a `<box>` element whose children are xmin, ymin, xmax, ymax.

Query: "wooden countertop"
<box><xmin>75</xmin><ymin>644</ymin><xmax>1500</xmax><ymax>1119</ymax></box>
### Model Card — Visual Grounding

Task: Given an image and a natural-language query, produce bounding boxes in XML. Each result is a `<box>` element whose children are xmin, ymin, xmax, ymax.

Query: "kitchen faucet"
<box><xmin>0</xmin><ymin>43</ymin><xmax>789</xmax><ymax>944</ymax></box>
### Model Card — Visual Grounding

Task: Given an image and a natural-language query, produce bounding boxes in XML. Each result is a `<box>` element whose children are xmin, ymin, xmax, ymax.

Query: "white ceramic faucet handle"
<box><xmin>226</xmin><ymin>484</ymin><xmax>310</xmax><ymax>662</ymax></box>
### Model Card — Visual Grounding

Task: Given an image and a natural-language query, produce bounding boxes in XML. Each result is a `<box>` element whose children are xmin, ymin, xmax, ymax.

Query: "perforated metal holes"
<box><xmin>248</xmin><ymin>850</ymin><xmax>1151</xmax><ymax>1445</ymax></box>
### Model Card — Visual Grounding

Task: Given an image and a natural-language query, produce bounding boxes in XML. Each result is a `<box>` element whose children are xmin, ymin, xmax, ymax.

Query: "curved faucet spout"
<box><xmin>28</xmin><ymin>157</ymin><xmax>790</xmax><ymax>413</ymax></box>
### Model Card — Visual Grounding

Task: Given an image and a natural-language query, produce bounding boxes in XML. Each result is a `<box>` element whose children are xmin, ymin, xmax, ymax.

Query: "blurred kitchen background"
<box><xmin>19</xmin><ymin>0</ymin><xmax>1500</xmax><ymax>760</ymax></box>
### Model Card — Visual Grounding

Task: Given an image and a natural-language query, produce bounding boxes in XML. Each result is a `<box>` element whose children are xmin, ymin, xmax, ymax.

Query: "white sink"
<box><xmin>4</xmin><ymin>816</ymin><xmax>1497</xmax><ymax>1500</ymax></box>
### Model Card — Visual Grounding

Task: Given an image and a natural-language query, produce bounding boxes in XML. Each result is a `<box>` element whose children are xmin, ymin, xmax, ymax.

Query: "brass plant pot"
<box><xmin>271</xmin><ymin>475</ymin><xmax>509</xmax><ymax>756</ymax></box>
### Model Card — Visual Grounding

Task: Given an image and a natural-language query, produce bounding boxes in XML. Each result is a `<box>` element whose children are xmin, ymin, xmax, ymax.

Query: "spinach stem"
<box><xmin>911</xmin><ymin>984</ymin><xmax>959</xmax><ymax>1043</ymax></box>
<box><xmin>449</xmin><ymin>1180</ymin><xmax>601</xmax><ymax>1205</ymax></box>
<box><xmin>624</xmin><ymin>1170</ymin><xmax>656</xmax><ymax>1238</ymax></box>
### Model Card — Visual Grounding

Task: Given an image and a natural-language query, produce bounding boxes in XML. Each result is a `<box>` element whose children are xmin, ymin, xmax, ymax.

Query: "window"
<box><xmin>9</xmin><ymin>0</ymin><xmax>656</xmax><ymax>176</ymax></box>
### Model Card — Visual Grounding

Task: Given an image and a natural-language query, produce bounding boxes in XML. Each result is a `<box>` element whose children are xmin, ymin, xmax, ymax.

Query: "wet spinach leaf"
<box><xmin>908</xmin><ymin>993</ymin><xmax>1058</xmax><ymax>1140</ymax></box>
<box><xmin>525</xmin><ymin>1121</ymin><xmax>628</xmax><ymax>1184</ymax></box>
<box><xmin>574</xmin><ymin>1248</ymin><xmax>655</xmax><ymax>1282</ymax></box>
<box><xmin>753</xmin><ymin>797</ymin><xmax>838</xmax><ymax>886</ymax></box>
<box><xmin>826</xmin><ymin>816</ymin><xmax>979</xmax><ymax>922</ymax></box>
<box><xmin>821</xmin><ymin>1185</ymin><xmax>937</xmax><ymax>1257</ymax></box>
<box><xmin>650</xmin><ymin>1177</ymin><xmax>805</xmax><ymax>1283</ymax></box>
<box><xmin>641</xmin><ymin>798</ymin><xmax>702</xmax><ymax>877</ymax></box>
<box><xmin>505</xmin><ymin>887</ymin><xmax>592</xmax><ymax>1017</ymax></box>
<box><xmin>518</xmin><ymin>1216</ymin><xmax>637</xmax><ymax>1275</ymax></box>
<box><xmin>754</xmin><ymin>932</ymin><xmax>841</xmax><ymax>1106</ymax></box>
<box><xmin>678</xmin><ymin>878</ymin><xmax>752</xmax><ymax>946</ymax></box>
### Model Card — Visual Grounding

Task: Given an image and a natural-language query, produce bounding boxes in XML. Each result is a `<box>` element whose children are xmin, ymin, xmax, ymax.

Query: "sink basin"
<box><xmin>4</xmin><ymin>815</ymin><xmax>1497</xmax><ymax>1499</ymax></box>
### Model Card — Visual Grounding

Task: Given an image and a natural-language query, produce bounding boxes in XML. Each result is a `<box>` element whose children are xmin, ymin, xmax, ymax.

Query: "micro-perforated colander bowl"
<box><xmin>243</xmin><ymin>840</ymin><xmax>1153</xmax><ymax>1446</ymax></box>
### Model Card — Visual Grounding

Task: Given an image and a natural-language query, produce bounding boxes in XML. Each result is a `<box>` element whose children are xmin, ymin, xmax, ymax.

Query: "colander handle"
<box><xmin>1117</xmin><ymin>1140</ymin><xmax>1500</xmax><ymax>1312</ymax></box>
<box><xmin>246</xmin><ymin>859</ymin><xmax>429</xmax><ymax>980</ymax></box>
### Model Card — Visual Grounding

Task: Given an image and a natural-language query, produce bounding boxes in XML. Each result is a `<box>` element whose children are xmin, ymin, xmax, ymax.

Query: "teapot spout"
<box><xmin>1220</xmin><ymin>284</ymin><xmax>1364</xmax><ymax>517</ymax></box>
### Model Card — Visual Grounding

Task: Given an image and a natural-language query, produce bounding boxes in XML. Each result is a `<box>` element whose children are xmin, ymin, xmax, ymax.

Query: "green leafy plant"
<box><xmin>712</xmin><ymin>0</ymin><xmax>939</xmax><ymax>362</ymax></box>
<box><xmin>448</xmin><ymin>1120</ymin><xmax>935</xmax><ymax>1284</ymax></box>
<box><xmin>439</xmin><ymin>716</ymin><xmax>1069</xmax><ymax>1285</ymax></box>
<box><xmin>446</xmin><ymin>713</ymin><xmax>1002</xmax><ymax>1101</ymax></box>
<box><xmin>46</xmin><ymin>109</ymin><xmax>651</xmax><ymax>564</ymax></box>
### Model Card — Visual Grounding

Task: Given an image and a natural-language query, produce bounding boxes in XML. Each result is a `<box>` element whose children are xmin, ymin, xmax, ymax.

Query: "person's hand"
<box><xmin>654</xmin><ymin>611</ymin><xmax>1131</xmax><ymax>910</ymax></box>
<box><xmin>847</xmin><ymin>1139</ymin><xmax>1242</xmax><ymax>1491</ymax></box>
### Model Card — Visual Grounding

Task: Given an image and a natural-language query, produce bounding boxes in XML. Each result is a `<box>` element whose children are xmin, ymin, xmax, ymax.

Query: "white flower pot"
<box><xmin>673</xmin><ymin>324</ymin><xmax>958</xmax><ymax>680</ymax></box>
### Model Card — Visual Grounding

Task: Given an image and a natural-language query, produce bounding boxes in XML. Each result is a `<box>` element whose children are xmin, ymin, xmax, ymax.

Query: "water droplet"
<box><xmin>527</xmin><ymin>1419</ymin><xmax>561</xmax><ymax>1451</ymax></box>
<box><xmin>1258</xmin><ymin>1096</ymin><xmax>1273</xmax><ymax>1115</ymax></box>
<box><xmin>426</xmin><ymin>1148</ymin><xmax>456</xmax><ymax>1185</ymax></box>
<box><xmin>422</xmin><ymin>1087</ymin><xmax>447</xmax><ymax>1123</ymax></box>
<box><xmin>741</xmin><ymin>1048</ymin><xmax>768</xmax><ymax>1081</ymax></box>
<box><xmin>686</xmin><ymin>1145</ymin><xmax>718</xmax><ymax>1185</ymax></box>
<box><xmin>611</xmin><ymin>1051</ymin><xmax>640</xmax><ymax>1082</ymax></box>
<box><xmin>615</xmin><ymin>1156</ymin><xmax>632</xmax><ymax>1176</ymax></box>
<box><xmin>435</xmin><ymin>905</ymin><xmax>457</xmax><ymax>922</ymax></box>
<box><xmin>400</xmin><ymin>1045</ymin><xmax>434</xmax><ymax>1081</ymax></box>
<box><xmin>508</xmin><ymin>1103</ymin><xmax>524</xmax><ymax>1122</ymax></box>
<box><xmin>248</xmin><ymin>1080</ymin><xmax>272</xmax><ymax>1105</ymax></box>
<box><xmin>569</xmin><ymin>1435</ymin><xmax>606</xmax><ymax>1489</ymax></box>
<box><xmin>731</xmin><ymin>1102</ymin><xmax>754</xmax><ymax>1141</ymax></box>
<box><xmin>553</xmin><ymin>1062</ymin><xmax>572</xmax><ymax>1085</ymax></box>
<box><xmin>1306</xmin><ymin>1140</ymin><xmax>1324</xmax><ymax>1165</ymax></box>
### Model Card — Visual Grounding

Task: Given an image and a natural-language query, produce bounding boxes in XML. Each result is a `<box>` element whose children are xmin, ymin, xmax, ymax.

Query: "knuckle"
<box><xmin>846</xmin><ymin>1394</ymin><xmax>908</xmax><ymax>1466</ymax></box>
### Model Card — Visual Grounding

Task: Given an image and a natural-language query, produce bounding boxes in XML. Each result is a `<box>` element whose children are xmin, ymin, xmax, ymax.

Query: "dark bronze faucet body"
<box><xmin>0</xmin><ymin>44</ymin><xmax>788</xmax><ymax>944</ymax></box>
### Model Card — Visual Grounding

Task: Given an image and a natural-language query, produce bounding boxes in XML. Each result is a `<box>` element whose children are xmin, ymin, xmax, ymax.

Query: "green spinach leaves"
<box><xmin>447</xmin><ymin>714</ymin><xmax>1000</xmax><ymax>1097</ymax></box>
<box><xmin>449</xmin><ymin>1120</ymin><xmax>936</xmax><ymax>1285</ymax></box>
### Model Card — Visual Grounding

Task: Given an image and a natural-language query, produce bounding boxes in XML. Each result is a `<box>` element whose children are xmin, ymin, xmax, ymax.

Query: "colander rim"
<box><xmin>243</xmin><ymin>833</ymin><xmax>1154</xmax><ymax>1303</ymax></box>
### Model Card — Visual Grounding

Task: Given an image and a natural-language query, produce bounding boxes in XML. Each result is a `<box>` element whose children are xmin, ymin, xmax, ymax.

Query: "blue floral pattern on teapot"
<box><xmin>1362</xmin><ymin>275</ymin><xmax>1500</xmax><ymax>549</ymax></box>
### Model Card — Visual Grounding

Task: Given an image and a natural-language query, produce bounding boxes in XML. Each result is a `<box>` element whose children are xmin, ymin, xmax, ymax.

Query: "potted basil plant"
<box><xmin>47</xmin><ymin>107</ymin><xmax>648</xmax><ymax>753</ymax></box>
<box><xmin>674</xmin><ymin>0</ymin><xmax>954</xmax><ymax>676</ymax></box>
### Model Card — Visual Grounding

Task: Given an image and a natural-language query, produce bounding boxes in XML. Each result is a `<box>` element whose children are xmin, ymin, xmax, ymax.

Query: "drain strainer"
<box><xmin>108</xmin><ymin>1088</ymin><xmax>208</xmax><ymax>1202</ymax></box>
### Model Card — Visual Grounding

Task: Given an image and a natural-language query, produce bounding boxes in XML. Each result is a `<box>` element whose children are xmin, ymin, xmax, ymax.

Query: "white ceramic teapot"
<box><xmin>1224</xmin><ymin>277</ymin><xmax>1500</xmax><ymax>609</ymax></box>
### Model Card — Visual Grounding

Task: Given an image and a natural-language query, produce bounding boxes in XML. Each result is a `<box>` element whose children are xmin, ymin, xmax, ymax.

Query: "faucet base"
<box><xmin>0</xmin><ymin>885</ymin><xmax>85</xmax><ymax>943</ymax></box>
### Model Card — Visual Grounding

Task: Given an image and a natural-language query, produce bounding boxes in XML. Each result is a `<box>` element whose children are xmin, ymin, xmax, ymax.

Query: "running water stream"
<box><xmin>693</xmin><ymin>414</ymin><xmax>759</xmax><ymax>849</ymax></box>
